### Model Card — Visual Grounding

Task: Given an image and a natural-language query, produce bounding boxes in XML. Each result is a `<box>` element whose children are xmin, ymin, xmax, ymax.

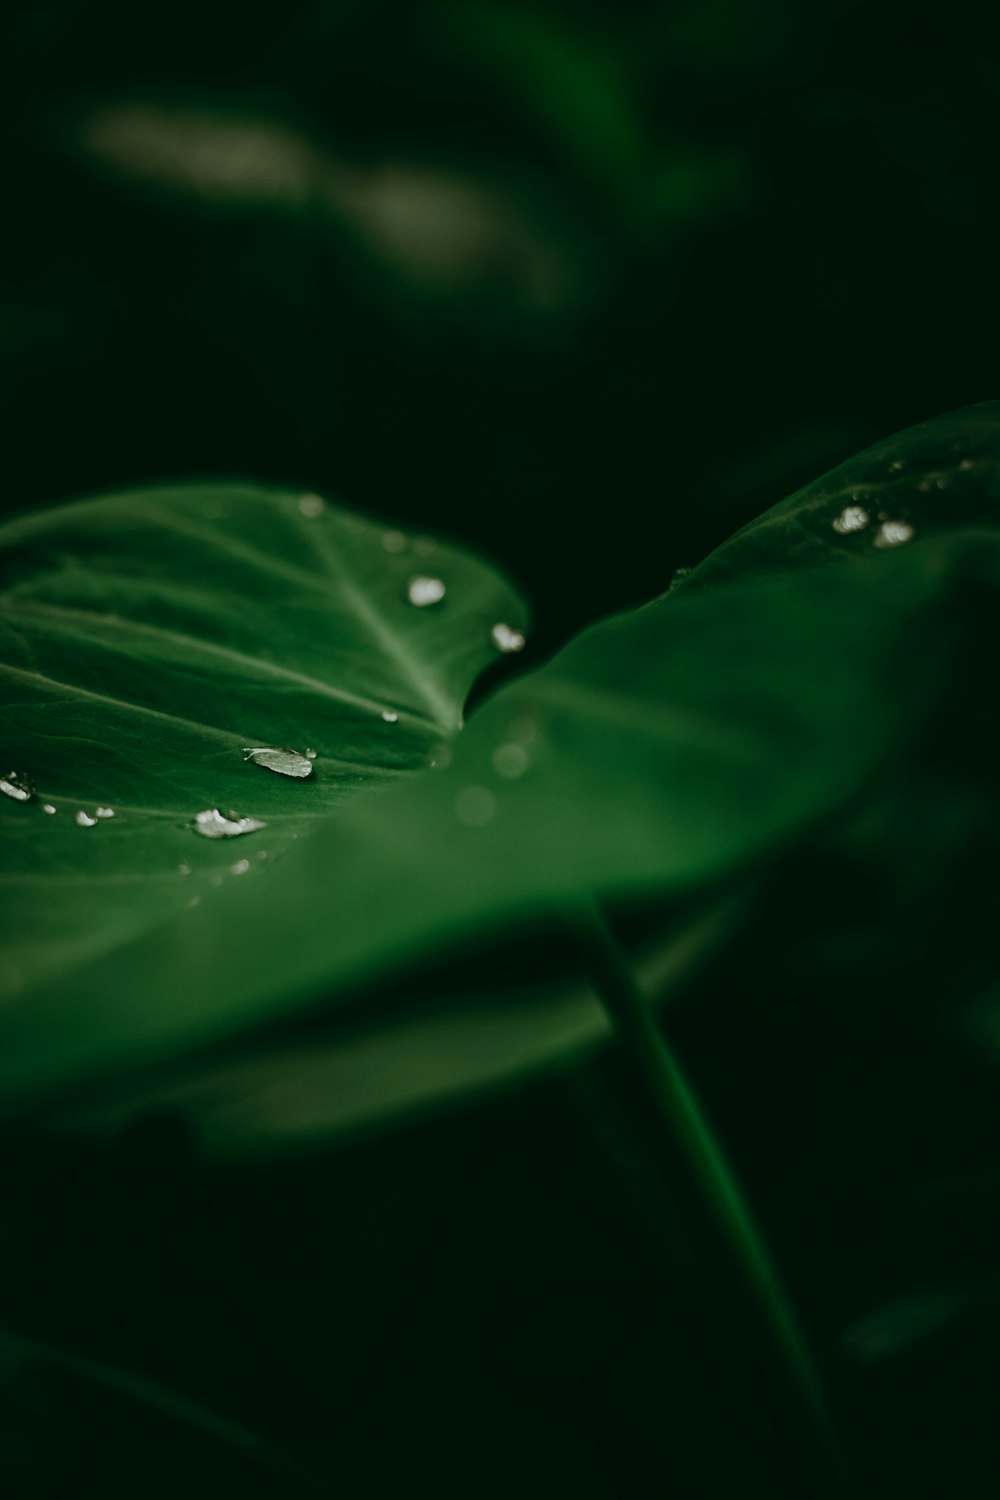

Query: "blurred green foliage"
<box><xmin>3</xmin><ymin>0</ymin><xmax>1000</xmax><ymax>652</ymax></box>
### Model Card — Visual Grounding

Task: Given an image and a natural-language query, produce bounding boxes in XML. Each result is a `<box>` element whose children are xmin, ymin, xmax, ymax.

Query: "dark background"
<box><xmin>4</xmin><ymin>0</ymin><xmax>999</xmax><ymax>654</ymax></box>
<box><xmin>3</xmin><ymin>2</ymin><xmax>1000</xmax><ymax>1496</ymax></box>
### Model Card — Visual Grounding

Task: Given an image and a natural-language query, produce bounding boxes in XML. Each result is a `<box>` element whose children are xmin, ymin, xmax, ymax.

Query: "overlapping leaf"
<box><xmin>0</xmin><ymin>482</ymin><xmax>526</xmax><ymax>1070</ymax></box>
<box><xmin>1</xmin><ymin>509</ymin><xmax>971</xmax><ymax>1110</ymax></box>
<box><xmin>683</xmin><ymin>402</ymin><xmax>1000</xmax><ymax>589</ymax></box>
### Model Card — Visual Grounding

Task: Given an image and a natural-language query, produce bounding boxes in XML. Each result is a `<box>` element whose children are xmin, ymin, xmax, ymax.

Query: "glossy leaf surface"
<box><xmin>0</xmin><ymin>483</ymin><xmax>525</xmax><ymax>1083</ymax></box>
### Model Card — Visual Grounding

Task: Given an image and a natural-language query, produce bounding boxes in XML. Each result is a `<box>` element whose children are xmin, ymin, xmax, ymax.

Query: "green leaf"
<box><xmin>684</xmin><ymin>401</ymin><xmax>1000</xmax><ymax>589</ymax></box>
<box><xmin>1</xmin><ymin>524</ymin><xmax>966</xmax><ymax>1112</ymax></box>
<box><xmin>0</xmin><ymin>481</ymin><xmax>525</xmax><ymax>1084</ymax></box>
<box><xmin>58</xmin><ymin>900</ymin><xmax>745</xmax><ymax>1158</ymax></box>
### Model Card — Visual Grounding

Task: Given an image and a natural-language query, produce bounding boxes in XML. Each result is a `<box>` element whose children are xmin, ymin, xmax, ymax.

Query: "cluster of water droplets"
<box><xmin>1</xmin><ymin>771</ymin><xmax>120</xmax><ymax>826</ymax></box>
<box><xmin>831</xmin><ymin>499</ymin><xmax>914</xmax><ymax>550</ymax></box>
<box><xmin>7</xmin><ymin>500</ymin><xmax>532</xmax><ymax>858</ymax></box>
<box><xmin>75</xmin><ymin>807</ymin><xmax>116</xmax><ymax>827</ymax></box>
<box><xmin>829</xmin><ymin>449</ymin><xmax>988</xmax><ymax>551</ymax></box>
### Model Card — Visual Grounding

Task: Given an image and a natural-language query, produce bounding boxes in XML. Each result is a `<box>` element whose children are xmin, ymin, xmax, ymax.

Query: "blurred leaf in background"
<box><xmin>3</xmin><ymin>0</ymin><xmax>998</xmax><ymax>652</ymax></box>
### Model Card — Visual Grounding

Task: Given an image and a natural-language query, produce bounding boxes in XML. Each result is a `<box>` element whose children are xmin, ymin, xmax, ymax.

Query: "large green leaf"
<box><xmin>0</xmin><ymin>481</ymin><xmax>525</xmax><ymax>1065</ymax></box>
<box><xmin>1</xmin><ymin>513</ymin><xmax>973</xmax><ymax>1111</ymax></box>
<box><xmin>684</xmin><ymin>402</ymin><xmax>1000</xmax><ymax>589</ymax></box>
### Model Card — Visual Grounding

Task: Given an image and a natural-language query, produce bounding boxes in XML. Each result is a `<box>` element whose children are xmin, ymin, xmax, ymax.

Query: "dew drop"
<box><xmin>455</xmin><ymin>785</ymin><xmax>496</xmax><ymax>827</ymax></box>
<box><xmin>191</xmin><ymin>808</ymin><xmax>267</xmax><ymax>839</ymax></box>
<box><xmin>243</xmin><ymin>746</ymin><xmax>313</xmax><ymax>779</ymax></box>
<box><xmin>75</xmin><ymin>810</ymin><xmax>98</xmax><ymax>827</ymax></box>
<box><xmin>832</xmin><ymin>505</ymin><xmax>869</xmax><ymax>535</ymax></box>
<box><xmin>187</xmin><ymin>895</ymin><xmax>202</xmax><ymax>908</ymax></box>
<box><xmin>890</xmin><ymin>459</ymin><xmax>905</xmax><ymax>472</ymax></box>
<box><xmin>0</xmin><ymin>771</ymin><xmax>34</xmax><ymax>803</ymax></box>
<box><xmin>960</xmin><ymin>458</ymin><xmax>975</xmax><ymax>471</ymax></box>
<box><xmin>381</xmin><ymin>709</ymin><xmax>399</xmax><ymax>724</ymax></box>
<box><xmin>298</xmin><ymin>492</ymin><xmax>325</xmax><ymax>518</ymax></box>
<box><xmin>178</xmin><ymin>861</ymin><xmax>193</xmax><ymax>876</ymax></box>
<box><xmin>491</xmin><ymin>622</ymin><xmax>526</xmax><ymax>653</ymax></box>
<box><xmin>935</xmin><ymin>476</ymin><xmax>949</xmax><ymax>491</ymax></box>
<box><xmin>41</xmin><ymin>803</ymin><xmax>56</xmax><ymax>815</ymax></box>
<box><xmin>668</xmin><ymin>566</ymin><xmax>692</xmax><ymax>590</ymax></box>
<box><xmin>94</xmin><ymin>806</ymin><xmax>116</xmax><ymax>819</ymax></box>
<box><xmin>873</xmin><ymin>519</ymin><xmax>914</xmax><ymax>549</ymax></box>
<box><xmin>305</xmin><ymin>747</ymin><xmax>317</xmax><ymax>760</ymax></box>
<box><xmin>492</xmin><ymin>742</ymin><xmax>530</xmax><ymax>779</ymax></box>
<box><xmin>230</xmin><ymin>858</ymin><xmax>251</xmax><ymax>875</ymax></box>
<box><xmin>382</xmin><ymin>529</ymin><xmax>408</xmax><ymax>554</ymax></box>
<box><xmin>407</xmin><ymin>575</ymin><xmax>446</xmax><ymax>607</ymax></box>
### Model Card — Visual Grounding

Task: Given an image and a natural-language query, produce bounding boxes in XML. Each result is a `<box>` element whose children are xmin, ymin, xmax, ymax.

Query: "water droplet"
<box><xmin>305</xmin><ymin>747</ymin><xmax>317</xmax><ymax>760</ymax></box>
<box><xmin>178</xmin><ymin>861</ymin><xmax>192</xmax><ymax>876</ymax></box>
<box><xmin>243</xmin><ymin>746</ymin><xmax>313</xmax><ymax>779</ymax></box>
<box><xmin>75</xmin><ymin>810</ymin><xmax>98</xmax><ymax>827</ymax></box>
<box><xmin>960</xmin><ymin>458</ymin><xmax>975</xmax><ymax>471</ymax></box>
<box><xmin>94</xmin><ymin>806</ymin><xmax>115</xmax><ymax>819</ymax></box>
<box><xmin>668</xmin><ymin>566</ymin><xmax>692</xmax><ymax>590</ymax></box>
<box><xmin>491</xmin><ymin>622</ymin><xmax>526</xmax><ymax>653</ymax></box>
<box><xmin>187</xmin><ymin>895</ymin><xmax>202</xmax><ymax>908</ymax></box>
<box><xmin>832</xmin><ymin>505</ymin><xmax>869</xmax><ymax>535</ymax></box>
<box><xmin>492</xmin><ymin>742</ymin><xmax>530</xmax><ymax>779</ymax></box>
<box><xmin>935</xmin><ymin>476</ymin><xmax>949</xmax><ymax>490</ymax></box>
<box><xmin>41</xmin><ymin>803</ymin><xmax>56</xmax><ymax>815</ymax></box>
<box><xmin>381</xmin><ymin>709</ymin><xmax>399</xmax><ymax>723</ymax></box>
<box><xmin>407</xmin><ymin>576</ymin><xmax>446</xmax><ymax>607</ymax></box>
<box><xmin>890</xmin><ymin>459</ymin><xmax>905</xmax><ymax>472</ymax></box>
<box><xmin>191</xmin><ymin>808</ymin><xmax>267</xmax><ymax>839</ymax></box>
<box><xmin>455</xmin><ymin>785</ymin><xmax>496</xmax><ymax>827</ymax></box>
<box><xmin>0</xmin><ymin>771</ymin><xmax>34</xmax><ymax>803</ymax></box>
<box><xmin>298</xmin><ymin>492</ymin><xmax>325</xmax><ymax>518</ymax></box>
<box><xmin>230</xmin><ymin>858</ymin><xmax>251</xmax><ymax>875</ymax></box>
<box><xmin>430</xmin><ymin>742</ymin><xmax>453</xmax><ymax>772</ymax></box>
<box><xmin>873</xmin><ymin>519</ymin><xmax>914</xmax><ymax>549</ymax></box>
<box><xmin>382</xmin><ymin>529</ymin><xmax>407</xmax><ymax>553</ymax></box>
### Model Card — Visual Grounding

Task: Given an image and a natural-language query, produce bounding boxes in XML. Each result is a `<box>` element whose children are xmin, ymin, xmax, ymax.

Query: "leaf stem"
<box><xmin>569</xmin><ymin>900</ymin><xmax>858</xmax><ymax>1499</ymax></box>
